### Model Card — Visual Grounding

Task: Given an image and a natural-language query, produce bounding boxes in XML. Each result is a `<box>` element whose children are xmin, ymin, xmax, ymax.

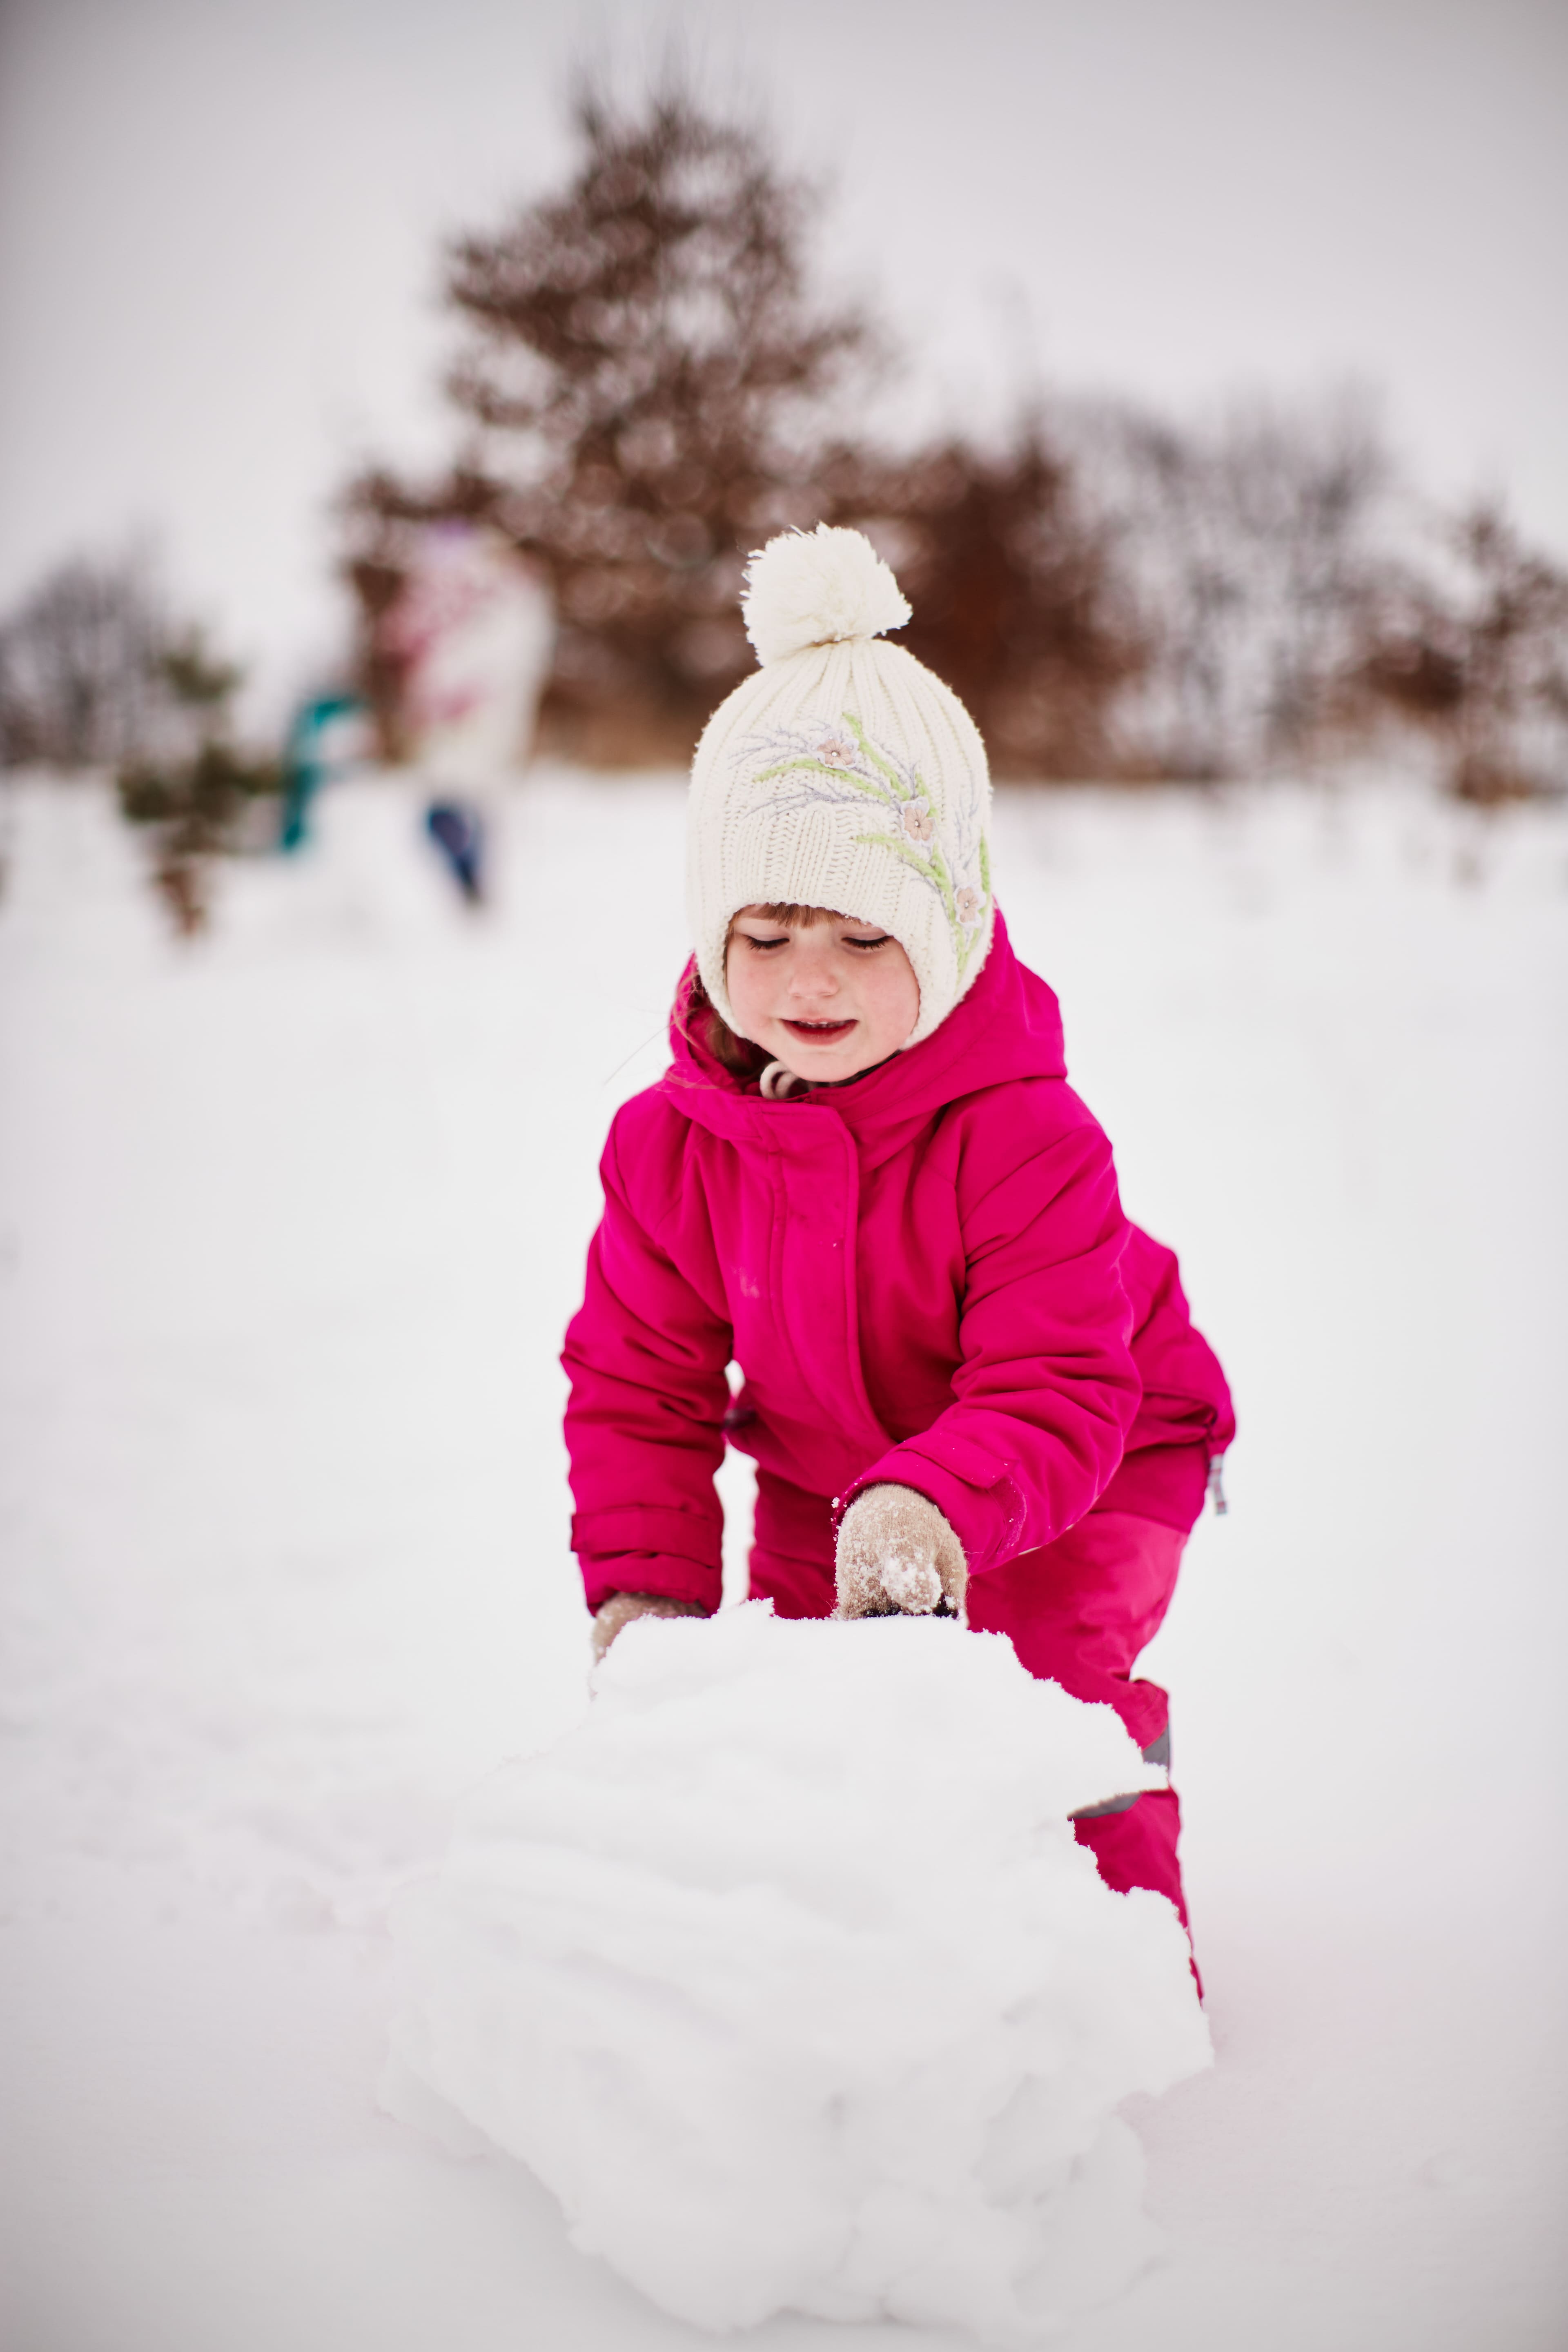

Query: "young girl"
<box><xmin>563</xmin><ymin>526</ymin><xmax>1233</xmax><ymax>1937</ymax></box>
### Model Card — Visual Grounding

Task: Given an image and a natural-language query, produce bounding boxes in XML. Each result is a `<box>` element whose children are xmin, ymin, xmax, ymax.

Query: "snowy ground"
<box><xmin>1</xmin><ymin>766</ymin><xmax>1565</xmax><ymax>2351</ymax></box>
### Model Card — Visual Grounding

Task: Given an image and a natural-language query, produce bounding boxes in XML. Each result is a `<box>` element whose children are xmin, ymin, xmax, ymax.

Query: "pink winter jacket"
<box><xmin>564</xmin><ymin>913</ymin><xmax>1234</xmax><ymax>1615</ymax></box>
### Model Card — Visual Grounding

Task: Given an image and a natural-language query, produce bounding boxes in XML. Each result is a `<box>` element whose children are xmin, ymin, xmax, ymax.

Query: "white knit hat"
<box><xmin>686</xmin><ymin>524</ymin><xmax>995</xmax><ymax>1049</ymax></box>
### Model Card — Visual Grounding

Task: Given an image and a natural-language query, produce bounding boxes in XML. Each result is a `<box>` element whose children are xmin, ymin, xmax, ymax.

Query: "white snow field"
<box><xmin>1</xmin><ymin>766</ymin><xmax>1565</xmax><ymax>2350</ymax></box>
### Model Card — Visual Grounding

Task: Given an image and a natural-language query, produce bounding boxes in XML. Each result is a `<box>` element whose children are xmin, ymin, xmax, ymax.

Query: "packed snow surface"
<box><xmin>384</xmin><ymin>1604</ymin><xmax>1209</xmax><ymax>2340</ymax></box>
<box><xmin>1</xmin><ymin>768</ymin><xmax>1565</xmax><ymax>2350</ymax></box>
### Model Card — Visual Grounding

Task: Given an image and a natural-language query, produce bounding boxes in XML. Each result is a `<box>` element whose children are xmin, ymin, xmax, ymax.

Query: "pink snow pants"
<box><xmin>749</xmin><ymin>1470</ymin><xmax>1194</xmax><ymax>1939</ymax></box>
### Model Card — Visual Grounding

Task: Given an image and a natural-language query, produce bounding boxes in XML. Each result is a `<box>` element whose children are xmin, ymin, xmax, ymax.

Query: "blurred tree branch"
<box><xmin>342</xmin><ymin>82</ymin><xmax>1567</xmax><ymax>795</ymax></box>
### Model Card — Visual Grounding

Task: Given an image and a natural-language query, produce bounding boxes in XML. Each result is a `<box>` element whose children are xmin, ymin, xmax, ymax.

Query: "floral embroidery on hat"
<box><xmin>737</xmin><ymin>710</ymin><xmax>990</xmax><ymax>973</ymax></box>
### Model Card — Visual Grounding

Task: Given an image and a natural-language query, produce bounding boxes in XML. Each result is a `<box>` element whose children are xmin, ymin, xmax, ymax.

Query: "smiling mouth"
<box><xmin>783</xmin><ymin>1018</ymin><xmax>855</xmax><ymax>1040</ymax></box>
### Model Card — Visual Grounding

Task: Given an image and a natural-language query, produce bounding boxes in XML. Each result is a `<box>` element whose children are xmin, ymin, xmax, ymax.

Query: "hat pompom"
<box><xmin>741</xmin><ymin>524</ymin><xmax>912</xmax><ymax>666</ymax></box>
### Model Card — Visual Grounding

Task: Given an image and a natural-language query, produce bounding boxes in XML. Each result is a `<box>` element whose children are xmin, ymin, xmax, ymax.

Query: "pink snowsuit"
<box><xmin>564</xmin><ymin>913</ymin><xmax>1234</xmax><ymax>1927</ymax></box>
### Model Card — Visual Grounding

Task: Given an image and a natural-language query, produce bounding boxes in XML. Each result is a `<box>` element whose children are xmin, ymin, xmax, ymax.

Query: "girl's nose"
<box><xmin>787</xmin><ymin>953</ymin><xmax>838</xmax><ymax>998</ymax></box>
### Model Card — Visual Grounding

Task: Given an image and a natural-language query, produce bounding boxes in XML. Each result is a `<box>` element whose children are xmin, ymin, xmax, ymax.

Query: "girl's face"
<box><xmin>725</xmin><ymin>908</ymin><xmax>920</xmax><ymax>1081</ymax></box>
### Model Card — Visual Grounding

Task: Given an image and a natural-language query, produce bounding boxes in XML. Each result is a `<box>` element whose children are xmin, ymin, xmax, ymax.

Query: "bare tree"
<box><xmin>0</xmin><ymin>542</ymin><xmax>285</xmax><ymax>927</ymax></box>
<box><xmin>343</xmin><ymin>83</ymin><xmax>1564</xmax><ymax>793</ymax></box>
<box><xmin>0</xmin><ymin>552</ymin><xmax>166</xmax><ymax>768</ymax></box>
<box><xmin>1354</xmin><ymin>503</ymin><xmax>1568</xmax><ymax>800</ymax></box>
<box><xmin>819</xmin><ymin>428</ymin><xmax>1144</xmax><ymax>777</ymax></box>
<box><xmin>1068</xmin><ymin>395</ymin><xmax>1392</xmax><ymax>777</ymax></box>
<box><xmin>347</xmin><ymin>83</ymin><xmax>869</xmax><ymax>760</ymax></box>
<box><xmin>116</xmin><ymin>631</ymin><xmax>280</xmax><ymax>934</ymax></box>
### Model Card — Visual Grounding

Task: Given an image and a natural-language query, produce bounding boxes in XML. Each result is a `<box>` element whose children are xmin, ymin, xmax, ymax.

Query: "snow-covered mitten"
<box><xmin>590</xmin><ymin>1591</ymin><xmax>706</xmax><ymax>1664</ymax></box>
<box><xmin>835</xmin><ymin>1486</ymin><xmax>967</xmax><ymax>1621</ymax></box>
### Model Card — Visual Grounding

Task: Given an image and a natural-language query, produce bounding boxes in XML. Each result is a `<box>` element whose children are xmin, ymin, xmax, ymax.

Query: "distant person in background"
<box><xmin>561</xmin><ymin>527</ymin><xmax>1234</xmax><ymax>1977</ymax></box>
<box><xmin>383</xmin><ymin>522</ymin><xmax>554</xmax><ymax>906</ymax></box>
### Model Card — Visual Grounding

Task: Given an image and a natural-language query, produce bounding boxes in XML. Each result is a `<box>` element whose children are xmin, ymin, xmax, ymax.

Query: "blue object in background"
<box><xmin>279</xmin><ymin>692</ymin><xmax>361</xmax><ymax>852</ymax></box>
<box><xmin>425</xmin><ymin>800</ymin><xmax>486</xmax><ymax>904</ymax></box>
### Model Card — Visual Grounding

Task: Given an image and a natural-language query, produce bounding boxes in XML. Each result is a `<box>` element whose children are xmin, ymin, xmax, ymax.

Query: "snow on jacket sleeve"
<box><xmin>840</xmin><ymin>1090</ymin><xmax>1140</xmax><ymax>1576</ymax></box>
<box><xmin>563</xmin><ymin>1108</ymin><xmax>732</xmax><ymax>1616</ymax></box>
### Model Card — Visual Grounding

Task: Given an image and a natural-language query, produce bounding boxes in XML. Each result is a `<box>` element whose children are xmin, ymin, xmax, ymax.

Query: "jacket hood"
<box><xmin>657</xmin><ymin>910</ymin><xmax>1067</xmax><ymax>1166</ymax></box>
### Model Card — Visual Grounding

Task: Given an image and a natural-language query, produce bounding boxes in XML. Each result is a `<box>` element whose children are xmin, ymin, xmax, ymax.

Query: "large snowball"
<box><xmin>382</xmin><ymin>1604</ymin><xmax>1211</xmax><ymax>2343</ymax></box>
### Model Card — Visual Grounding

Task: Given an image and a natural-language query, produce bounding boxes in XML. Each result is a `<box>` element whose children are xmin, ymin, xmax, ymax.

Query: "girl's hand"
<box><xmin>591</xmin><ymin>1592</ymin><xmax>707</xmax><ymax>1665</ymax></box>
<box><xmin>834</xmin><ymin>1486</ymin><xmax>968</xmax><ymax>1622</ymax></box>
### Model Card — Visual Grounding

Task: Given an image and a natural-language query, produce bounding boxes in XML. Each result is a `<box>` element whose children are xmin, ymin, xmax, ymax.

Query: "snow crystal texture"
<box><xmin>383</xmin><ymin>1603</ymin><xmax>1211</xmax><ymax>2341</ymax></box>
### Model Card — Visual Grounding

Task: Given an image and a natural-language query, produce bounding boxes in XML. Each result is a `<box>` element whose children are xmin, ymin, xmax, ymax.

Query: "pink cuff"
<box><xmin>580</xmin><ymin>1552</ymin><xmax>722</xmax><ymax>1617</ymax></box>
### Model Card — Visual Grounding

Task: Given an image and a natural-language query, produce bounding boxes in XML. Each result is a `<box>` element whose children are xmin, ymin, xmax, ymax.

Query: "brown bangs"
<box><xmin>726</xmin><ymin>903</ymin><xmax>839</xmax><ymax>937</ymax></box>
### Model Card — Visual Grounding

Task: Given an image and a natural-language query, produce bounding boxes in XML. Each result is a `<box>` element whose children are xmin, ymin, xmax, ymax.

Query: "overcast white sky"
<box><xmin>1</xmin><ymin>0</ymin><xmax>1564</xmax><ymax>717</ymax></box>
